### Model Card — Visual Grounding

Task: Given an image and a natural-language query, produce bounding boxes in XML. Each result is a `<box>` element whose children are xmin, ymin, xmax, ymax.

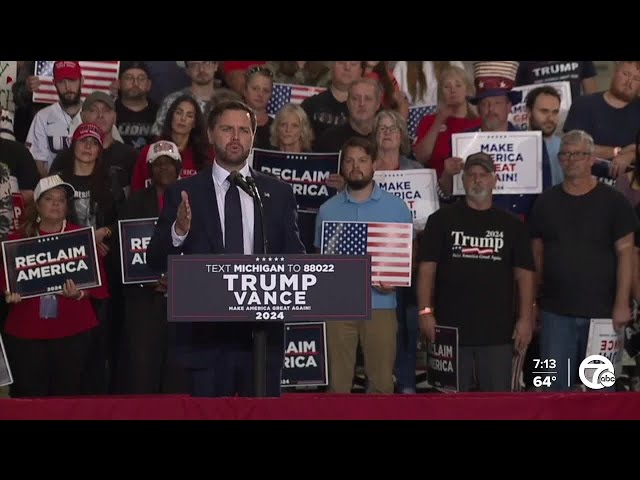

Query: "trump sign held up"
<box><xmin>252</xmin><ymin>149</ymin><xmax>340</xmax><ymax>213</ymax></box>
<box><xmin>118</xmin><ymin>217</ymin><xmax>161</xmax><ymax>284</ymax></box>
<box><xmin>374</xmin><ymin>169</ymin><xmax>439</xmax><ymax>231</ymax></box>
<box><xmin>168</xmin><ymin>254</ymin><xmax>371</xmax><ymax>323</ymax></box>
<box><xmin>1</xmin><ymin>227</ymin><xmax>101</xmax><ymax>299</ymax></box>
<box><xmin>452</xmin><ymin>131</ymin><xmax>543</xmax><ymax>196</ymax></box>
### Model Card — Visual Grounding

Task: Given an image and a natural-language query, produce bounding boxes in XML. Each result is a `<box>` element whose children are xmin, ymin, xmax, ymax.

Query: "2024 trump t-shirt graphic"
<box><xmin>450</xmin><ymin>230</ymin><xmax>505</xmax><ymax>261</ymax></box>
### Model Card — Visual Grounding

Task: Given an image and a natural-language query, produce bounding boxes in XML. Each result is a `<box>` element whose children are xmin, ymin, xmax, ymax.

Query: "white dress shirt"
<box><xmin>171</xmin><ymin>160</ymin><xmax>255</xmax><ymax>254</ymax></box>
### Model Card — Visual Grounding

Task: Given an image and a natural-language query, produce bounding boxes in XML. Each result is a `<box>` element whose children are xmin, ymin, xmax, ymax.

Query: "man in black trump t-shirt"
<box><xmin>417</xmin><ymin>152</ymin><xmax>535</xmax><ymax>392</ymax></box>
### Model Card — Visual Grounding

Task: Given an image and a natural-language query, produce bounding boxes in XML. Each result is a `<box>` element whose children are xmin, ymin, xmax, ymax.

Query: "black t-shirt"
<box><xmin>255</xmin><ymin>117</ymin><xmax>274</xmax><ymax>150</ymax></box>
<box><xmin>300</xmin><ymin>89</ymin><xmax>349</xmax><ymax>142</ymax></box>
<box><xmin>563</xmin><ymin>93</ymin><xmax>640</xmax><ymax>148</ymax></box>
<box><xmin>529</xmin><ymin>183</ymin><xmax>640</xmax><ymax>318</ymax></box>
<box><xmin>115</xmin><ymin>99</ymin><xmax>159</xmax><ymax>150</ymax></box>
<box><xmin>516</xmin><ymin>61</ymin><xmax>597</xmax><ymax>100</ymax></box>
<box><xmin>0</xmin><ymin>137</ymin><xmax>40</xmax><ymax>191</ymax></box>
<box><xmin>313</xmin><ymin>122</ymin><xmax>369</xmax><ymax>154</ymax></box>
<box><xmin>65</xmin><ymin>174</ymin><xmax>95</xmax><ymax>227</ymax></box>
<box><xmin>419</xmin><ymin>201</ymin><xmax>535</xmax><ymax>346</ymax></box>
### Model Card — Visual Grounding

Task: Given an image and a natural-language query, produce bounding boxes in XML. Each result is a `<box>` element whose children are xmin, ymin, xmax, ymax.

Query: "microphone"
<box><xmin>245</xmin><ymin>176</ymin><xmax>258</xmax><ymax>195</ymax></box>
<box><xmin>229</xmin><ymin>171</ymin><xmax>255</xmax><ymax>198</ymax></box>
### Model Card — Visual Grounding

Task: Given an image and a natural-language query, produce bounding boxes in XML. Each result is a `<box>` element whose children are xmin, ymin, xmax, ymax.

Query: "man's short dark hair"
<box><xmin>207</xmin><ymin>100</ymin><xmax>257</xmax><ymax>134</ymax></box>
<box><xmin>118</xmin><ymin>61</ymin><xmax>150</xmax><ymax>79</ymax></box>
<box><xmin>341</xmin><ymin>136</ymin><xmax>378</xmax><ymax>161</ymax></box>
<box><xmin>525</xmin><ymin>85</ymin><xmax>562</xmax><ymax>110</ymax></box>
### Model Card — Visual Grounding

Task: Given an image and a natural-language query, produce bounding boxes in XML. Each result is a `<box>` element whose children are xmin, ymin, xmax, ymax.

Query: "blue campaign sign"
<box><xmin>427</xmin><ymin>326</ymin><xmax>459</xmax><ymax>392</ymax></box>
<box><xmin>281</xmin><ymin>322</ymin><xmax>328</xmax><ymax>387</ymax></box>
<box><xmin>118</xmin><ymin>217</ymin><xmax>161</xmax><ymax>284</ymax></box>
<box><xmin>252</xmin><ymin>149</ymin><xmax>340</xmax><ymax>213</ymax></box>
<box><xmin>1</xmin><ymin>226</ymin><xmax>101</xmax><ymax>299</ymax></box>
<box><xmin>167</xmin><ymin>254</ymin><xmax>371</xmax><ymax>323</ymax></box>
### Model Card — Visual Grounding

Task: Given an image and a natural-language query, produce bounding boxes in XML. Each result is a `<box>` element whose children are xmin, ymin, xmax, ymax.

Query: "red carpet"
<box><xmin>1</xmin><ymin>392</ymin><xmax>640</xmax><ymax>420</ymax></box>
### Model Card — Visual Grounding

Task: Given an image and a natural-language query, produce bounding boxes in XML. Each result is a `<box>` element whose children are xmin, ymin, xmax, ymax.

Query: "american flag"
<box><xmin>267</xmin><ymin>83</ymin><xmax>326</xmax><ymax>116</ymax></box>
<box><xmin>407</xmin><ymin>105</ymin><xmax>437</xmax><ymax>141</ymax></box>
<box><xmin>33</xmin><ymin>61</ymin><xmax>120</xmax><ymax>104</ymax></box>
<box><xmin>321</xmin><ymin>221</ymin><xmax>413</xmax><ymax>287</ymax></box>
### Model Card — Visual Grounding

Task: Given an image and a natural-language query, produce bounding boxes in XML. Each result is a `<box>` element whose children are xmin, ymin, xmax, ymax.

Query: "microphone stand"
<box><xmin>246</xmin><ymin>176</ymin><xmax>269</xmax><ymax>398</ymax></box>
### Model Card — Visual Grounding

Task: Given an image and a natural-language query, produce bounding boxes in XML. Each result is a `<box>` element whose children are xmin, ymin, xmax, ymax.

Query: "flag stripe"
<box><xmin>368</xmin><ymin>231</ymin><xmax>412</xmax><ymax>239</ymax></box>
<box><xmin>33</xmin><ymin>61</ymin><xmax>120</xmax><ymax>105</ymax></box>
<box><xmin>371</xmin><ymin>268</ymin><xmax>410</xmax><ymax>275</ymax></box>
<box><xmin>372</xmin><ymin>262</ymin><xmax>411</xmax><ymax>268</ymax></box>
<box><xmin>267</xmin><ymin>83</ymin><xmax>326</xmax><ymax>116</ymax></box>
<box><xmin>321</xmin><ymin>220</ymin><xmax>413</xmax><ymax>287</ymax></box>
<box><xmin>367</xmin><ymin>247</ymin><xmax>412</xmax><ymax>255</ymax></box>
<box><xmin>372</xmin><ymin>277</ymin><xmax>406</xmax><ymax>285</ymax></box>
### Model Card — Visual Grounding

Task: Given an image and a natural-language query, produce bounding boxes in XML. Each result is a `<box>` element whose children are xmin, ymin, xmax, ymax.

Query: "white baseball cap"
<box><xmin>146</xmin><ymin>140</ymin><xmax>182</xmax><ymax>164</ymax></box>
<box><xmin>34</xmin><ymin>175</ymin><xmax>76</xmax><ymax>202</ymax></box>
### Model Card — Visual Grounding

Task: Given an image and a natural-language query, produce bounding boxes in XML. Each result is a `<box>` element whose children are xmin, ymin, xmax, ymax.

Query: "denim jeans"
<box><xmin>394</xmin><ymin>289</ymin><xmax>418</xmax><ymax>393</ymax></box>
<box><xmin>539</xmin><ymin>310</ymin><xmax>614</xmax><ymax>392</ymax></box>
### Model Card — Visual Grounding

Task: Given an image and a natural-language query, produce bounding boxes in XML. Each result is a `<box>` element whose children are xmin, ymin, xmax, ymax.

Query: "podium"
<box><xmin>167</xmin><ymin>253</ymin><xmax>371</xmax><ymax>397</ymax></box>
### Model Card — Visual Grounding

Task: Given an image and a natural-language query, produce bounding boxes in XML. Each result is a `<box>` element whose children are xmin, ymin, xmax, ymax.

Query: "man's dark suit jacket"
<box><xmin>146</xmin><ymin>165</ymin><xmax>305</xmax><ymax>367</ymax></box>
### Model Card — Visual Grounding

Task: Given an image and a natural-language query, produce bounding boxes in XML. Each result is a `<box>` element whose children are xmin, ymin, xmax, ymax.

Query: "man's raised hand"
<box><xmin>175</xmin><ymin>191</ymin><xmax>191</xmax><ymax>236</ymax></box>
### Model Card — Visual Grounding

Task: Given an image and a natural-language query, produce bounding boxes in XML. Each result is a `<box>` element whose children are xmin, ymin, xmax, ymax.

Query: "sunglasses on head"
<box><xmin>246</xmin><ymin>65</ymin><xmax>273</xmax><ymax>78</ymax></box>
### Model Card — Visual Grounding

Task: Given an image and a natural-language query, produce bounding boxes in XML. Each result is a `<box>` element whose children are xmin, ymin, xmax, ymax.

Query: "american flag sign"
<box><xmin>33</xmin><ymin>61</ymin><xmax>120</xmax><ymax>104</ymax></box>
<box><xmin>267</xmin><ymin>83</ymin><xmax>326</xmax><ymax>116</ymax></box>
<box><xmin>321</xmin><ymin>221</ymin><xmax>413</xmax><ymax>287</ymax></box>
<box><xmin>407</xmin><ymin>105</ymin><xmax>437</xmax><ymax>141</ymax></box>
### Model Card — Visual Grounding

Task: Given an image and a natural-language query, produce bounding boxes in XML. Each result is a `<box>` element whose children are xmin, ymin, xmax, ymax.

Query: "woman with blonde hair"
<box><xmin>266</xmin><ymin>103</ymin><xmax>319</xmax><ymax>254</ymax></box>
<box><xmin>243</xmin><ymin>65</ymin><xmax>274</xmax><ymax>149</ymax></box>
<box><xmin>413</xmin><ymin>65</ymin><xmax>480</xmax><ymax>176</ymax></box>
<box><xmin>268</xmin><ymin>103</ymin><xmax>314</xmax><ymax>152</ymax></box>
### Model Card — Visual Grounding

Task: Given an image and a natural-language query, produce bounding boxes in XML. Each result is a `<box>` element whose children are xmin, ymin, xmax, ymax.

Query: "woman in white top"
<box><xmin>393</xmin><ymin>61</ymin><xmax>466</xmax><ymax>107</ymax></box>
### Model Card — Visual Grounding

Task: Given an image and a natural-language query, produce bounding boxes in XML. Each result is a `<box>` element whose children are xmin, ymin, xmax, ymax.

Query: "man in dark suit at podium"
<box><xmin>147</xmin><ymin>100</ymin><xmax>305</xmax><ymax>397</ymax></box>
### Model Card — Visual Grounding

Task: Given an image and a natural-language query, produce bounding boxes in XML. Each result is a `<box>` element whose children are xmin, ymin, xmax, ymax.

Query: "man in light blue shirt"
<box><xmin>314</xmin><ymin>136</ymin><xmax>414</xmax><ymax>394</ymax></box>
<box><xmin>526</xmin><ymin>85</ymin><xmax>564</xmax><ymax>186</ymax></box>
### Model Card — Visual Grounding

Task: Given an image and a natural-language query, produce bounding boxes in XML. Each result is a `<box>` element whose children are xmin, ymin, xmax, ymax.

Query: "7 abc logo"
<box><xmin>578</xmin><ymin>355</ymin><xmax>616</xmax><ymax>390</ymax></box>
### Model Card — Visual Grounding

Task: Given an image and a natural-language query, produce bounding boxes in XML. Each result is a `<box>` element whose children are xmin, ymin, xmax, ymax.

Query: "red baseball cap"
<box><xmin>53</xmin><ymin>61</ymin><xmax>82</xmax><ymax>81</ymax></box>
<box><xmin>223</xmin><ymin>61</ymin><xmax>265</xmax><ymax>74</ymax></box>
<box><xmin>72</xmin><ymin>123</ymin><xmax>104</xmax><ymax>146</ymax></box>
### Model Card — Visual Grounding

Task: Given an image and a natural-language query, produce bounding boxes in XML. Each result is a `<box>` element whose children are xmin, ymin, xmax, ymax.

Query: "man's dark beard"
<box><xmin>122</xmin><ymin>90</ymin><xmax>146</xmax><ymax>102</ymax></box>
<box><xmin>345</xmin><ymin>178</ymin><xmax>371</xmax><ymax>190</ymax></box>
<box><xmin>214</xmin><ymin>143</ymin><xmax>248</xmax><ymax>167</ymax></box>
<box><xmin>58</xmin><ymin>90</ymin><xmax>81</xmax><ymax>108</ymax></box>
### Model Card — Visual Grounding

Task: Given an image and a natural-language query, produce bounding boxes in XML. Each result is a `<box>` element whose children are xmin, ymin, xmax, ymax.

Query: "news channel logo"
<box><xmin>578</xmin><ymin>355</ymin><xmax>616</xmax><ymax>390</ymax></box>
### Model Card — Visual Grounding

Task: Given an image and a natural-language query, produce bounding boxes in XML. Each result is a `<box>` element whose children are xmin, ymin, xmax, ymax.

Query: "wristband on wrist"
<box><xmin>418</xmin><ymin>307</ymin><xmax>433</xmax><ymax>316</ymax></box>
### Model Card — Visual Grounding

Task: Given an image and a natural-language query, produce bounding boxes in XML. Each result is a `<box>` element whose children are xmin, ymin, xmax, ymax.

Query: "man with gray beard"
<box><xmin>529</xmin><ymin>130</ymin><xmax>639</xmax><ymax>391</ymax></box>
<box><xmin>417</xmin><ymin>152</ymin><xmax>535</xmax><ymax>392</ymax></box>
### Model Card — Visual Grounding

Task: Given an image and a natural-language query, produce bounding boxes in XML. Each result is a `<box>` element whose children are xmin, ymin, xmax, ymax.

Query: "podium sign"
<box><xmin>168</xmin><ymin>254</ymin><xmax>371</xmax><ymax>323</ymax></box>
